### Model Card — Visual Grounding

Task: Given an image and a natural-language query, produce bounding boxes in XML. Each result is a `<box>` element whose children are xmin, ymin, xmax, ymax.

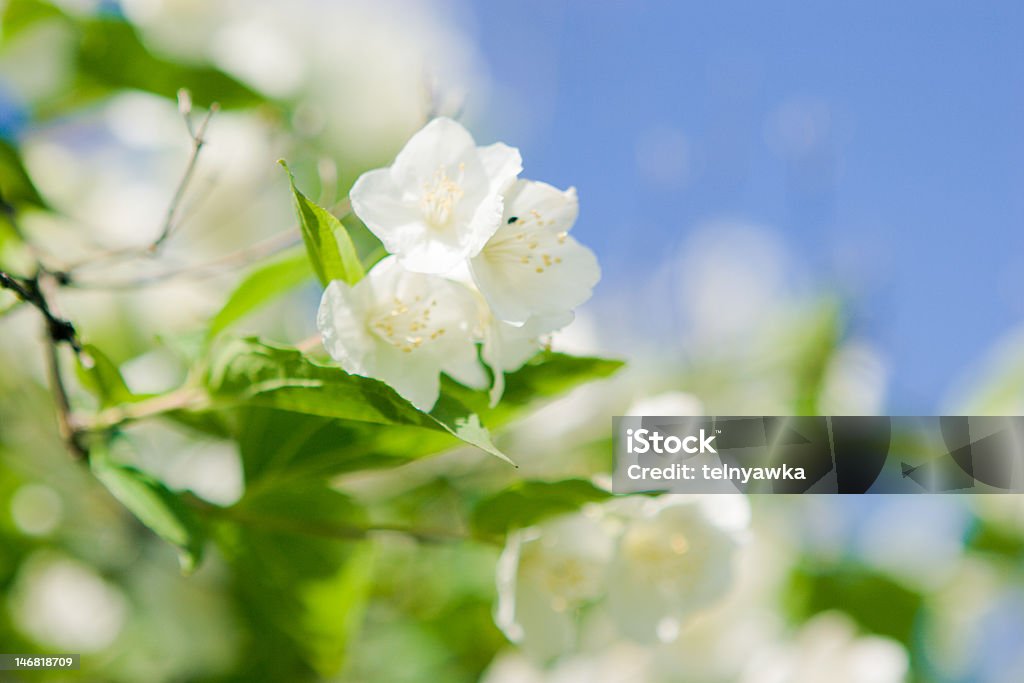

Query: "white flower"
<box><xmin>317</xmin><ymin>256</ymin><xmax>480</xmax><ymax>411</ymax></box>
<box><xmin>743</xmin><ymin>612</ymin><xmax>909</xmax><ymax>683</ymax></box>
<box><xmin>350</xmin><ymin>117</ymin><xmax>521</xmax><ymax>274</ymax></box>
<box><xmin>470</xmin><ymin>179</ymin><xmax>600</xmax><ymax>324</ymax></box>
<box><xmin>482</xmin><ymin>311</ymin><xmax>573</xmax><ymax>406</ymax></box>
<box><xmin>482</xmin><ymin>645</ymin><xmax>653</xmax><ymax>683</ymax></box>
<box><xmin>495</xmin><ymin>511</ymin><xmax>615</xmax><ymax>663</ymax></box>
<box><xmin>625</xmin><ymin>391</ymin><xmax>704</xmax><ymax>417</ymax></box>
<box><xmin>604</xmin><ymin>495</ymin><xmax>749</xmax><ymax>643</ymax></box>
<box><xmin>493</xmin><ymin>496</ymin><xmax>750</xmax><ymax>661</ymax></box>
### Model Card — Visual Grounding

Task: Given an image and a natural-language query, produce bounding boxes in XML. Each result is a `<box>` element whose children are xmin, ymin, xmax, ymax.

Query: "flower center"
<box><xmin>484</xmin><ymin>212</ymin><xmax>567</xmax><ymax>274</ymax></box>
<box><xmin>369</xmin><ymin>296</ymin><xmax>446</xmax><ymax>353</ymax></box>
<box><xmin>522</xmin><ymin>549</ymin><xmax>597</xmax><ymax>609</ymax></box>
<box><xmin>622</xmin><ymin>526</ymin><xmax>695</xmax><ymax>584</ymax></box>
<box><xmin>420</xmin><ymin>164</ymin><xmax>465</xmax><ymax>228</ymax></box>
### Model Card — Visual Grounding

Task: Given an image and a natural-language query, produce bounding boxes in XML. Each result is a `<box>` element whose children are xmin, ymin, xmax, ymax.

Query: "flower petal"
<box><xmin>317</xmin><ymin>280</ymin><xmax>376</xmax><ymax>376</ymax></box>
<box><xmin>483</xmin><ymin>312</ymin><xmax>574</xmax><ymax>406</ymax></box>
<box><xmin>472</xmin><ymin>237</ymin><xmax>599</xmax><ymax>324</ymax></box>
<box><xmin>605</xmin><ymin>500</ymin><xmax>741</xmax><ymax>643</ymax></box>
<box><xmin>389</xmin><ymin>117</ymin><xmax>478</xmax><ymax>188</ymax></box>
<box><xmin>478</xmin><ymin>142</ymin><xmax>523</xmax><ymax>196</ymax></box>
<box><xmin>471</xmin><ymin>180</ymin><xmax>599</xmax><ymax>324</ymax></box>
<box><xmin>348</xmin><ymin>167</ymin><xmax>423</xmax><ymax>256</ymax></box>
<box><xmin>371</xmin><ymin>342</ymin><xmax>443</xmax><ymax>411</ymax></box>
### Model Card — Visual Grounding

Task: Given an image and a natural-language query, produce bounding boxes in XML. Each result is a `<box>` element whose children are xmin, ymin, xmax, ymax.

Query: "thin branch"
<box><xmin>44</xmin><ymin>335</ymin><xmax>87</xmax><ymax>459</ymax></box>
<box><xmin>0</xmin><ymin>271</ymin><xmax>80</xmax><ymax>352</ymax></box>
<box><xmin>2</xmin><ymin>269</ymin><xmax>86</xmax><ymax>458</ymax></box>
<box><xmin>153</xmin><ymin>99</ymin><xmax>218</xmax><ymax>250</ymax></box>
<box><xmin>67</xmin><ymin>230</ymin><xmax>302</xmax><ymax>289</ymax></box>
<box><xmin>61</xmin><ymin>95</ymin><xmax>219</xmax><ymax>276</ymax></box>
<box><xmin>67</xmin><ymin>197</ymin><xmax>351</xmax><ymax>290</ymax></box>
<box><xmin>85</xmin><ymin>386</ymin><xmax>210</xmax><ymax>432</ymax></box>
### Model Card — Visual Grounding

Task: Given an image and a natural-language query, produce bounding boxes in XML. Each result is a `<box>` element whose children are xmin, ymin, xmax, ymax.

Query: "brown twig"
<box><xmin>0</xmin><ymin>271</ymin><xmax>80</xmax><ymax>352</ymax></box>
<box><xmin>1</xmin><ymin>269</ymin><xmax>86</xmax><ymax>458</ymax></box>
<box><xmin>61</xmin><ymin>92</ymin><xmax>219</xmax><ymax>276</ymax></box>
<box><xmin>66</xmin><ymin>197</ymin><xmax>351</xmax><ymax>290</ymax></box>
<box><xmin>44</xmin><ymin>335</ymin><xmax>87</xmax><ymax>459</ymax></box>
<box><xmin>153</xmin><ymin>95</ymin><xmax>218</xmax><ymax>250</ymax></box>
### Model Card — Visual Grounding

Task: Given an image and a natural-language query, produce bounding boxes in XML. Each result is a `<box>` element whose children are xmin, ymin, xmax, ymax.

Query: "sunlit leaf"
<box><xmin>90</xmin><ymin>442</ymin><xmax>206</xmax><ymax>572</ymax></box>
<box><xmin>206</xmin><ymin>250</ymin><xmax>313</xmax><ymax>342</ymax></box>
<box><xmin>281</xmin><ymin>161</ymin><xmax>364</xmax><ymax>287</ymax></box>
<box><xmin>205</xmin><ymin>338</ymin><xmax>509</xmax><ymax>463</ymax></box>
<box><xmin>75</xmin><ymin>343</ymin><xmax>141</xmax><ymax>408</ymax></box>
<box><xmin>220</xmin><ymin>483</ymin><xmax>374</xmax><ymax>679</ymax></box>
<box><xmin>471</xmin><ymin>478</ymin><xmax>611</xmax><ymax>536</ymax></box>
<box><xmin>229</xmin><ymin>408</ymin><xmax>459</xmax><ymax>484</ymax></box>
<box><xmin>1</xmin><ymin>2</ymin><xmax>262</xmax><ymax>114</ymax></box>
<box><xmin>0</xmin><ymin>139</ymin><xmax>48</xmax><ymax>210</ymax></box>
<box><xmin>442</xmin><ymin>350</ymin><xmax>624</xmax><ymax>427</ymax></box>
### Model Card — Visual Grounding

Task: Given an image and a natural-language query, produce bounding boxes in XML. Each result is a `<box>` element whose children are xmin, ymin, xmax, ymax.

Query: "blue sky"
<box><xmin>465</xmin><ymin>0</ymin><xmax>1024</xmax><ymax>412</ymax></box>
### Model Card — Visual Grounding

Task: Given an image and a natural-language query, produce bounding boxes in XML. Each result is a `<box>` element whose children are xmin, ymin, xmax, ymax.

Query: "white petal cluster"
<box><xmin>319</xmin><ymin>118</ymin><xmax>600</xmax><ymax>410</ymax></box>
<box><xmin>742</xmin><ymin>612</ymin><xmax>909</xmax><ymax>683</ymax></box>
<box><xmin>318</xmin><ymin>256</ymin><xmax>481</xmax><ymax>410</ymax></box>
<box><xmin>495</xmin><ymin>495</ymin><xmax>750</xmax><ymax>662</ymax></box>
<box><xmin>482</xmin><ymin>644</ymin><xmax>653</xmax><ymax>683</ymax></box>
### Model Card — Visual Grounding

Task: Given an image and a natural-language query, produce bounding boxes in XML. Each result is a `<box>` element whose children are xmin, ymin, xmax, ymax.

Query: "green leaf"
<box><xmin>0</xmin><ymin>139</ymin><xmax>48</xmax><ymax>210</ymax></box>
<box><xmin>220</xmin><ymin>483</ymin><xmax>374</xmax><ymax>679</ymax></box>
<box><xmin>77</xmin><ymin>19</ymin><xmax>260</xmax><ymax>108</ymax></box>
<box><xmin>205</xmin><ymin>338</ymin><xmax>510</xmax><ymax>463</ymax></box>
<box><xmin>471</xmin><ymin>479</ymin><xmax>611</xmax><ymax>536</ymax></box>
<box><xmin>90</xmin><ymin>443</ymin><xmax>206</xmax><ymax>572</ymax></box>
<box><xmin>500</xmin><ymin>351</ymin><xmax>624</xmax><ymax>411</ymax></box>
<box><xmin>0</xmin><ymin>0</ymin><xmax>63</xmax><ymax>41</ymax></box>
<box><xmin>280</xmin><ymin>161</ymin><xmax>363</xmax><ymax>287</ymax></box>
<box><xmin>75</xmin><ymin>344</ymin><xmax>139</xmax><ymax>408</ymax></box>
<box><xmin>784</xmin><ymin>563</ymin><xmax>923</xmax><ymax>646</ymax></box>
<box><xmin>442</xmin><ymin>351</ymin><xmax>624</xmax><ymax>428</ymax></box>
<box><xmin>1</xmin><ymin>3</ymin><xmax>262</xmax><ymax>114</ymax></box>
<box><xmin>229</xmin><ymin>408</ymin><xmax>461</xmax><ymax>485</ymax></box>
<box><xmin>206</xmin><ymin>250</ymin><xmax>313</xmax><ymax>342</ymax></box>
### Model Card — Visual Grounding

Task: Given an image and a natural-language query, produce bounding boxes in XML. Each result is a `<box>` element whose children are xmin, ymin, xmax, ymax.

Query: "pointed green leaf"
<box><xmin>280</xmin><ymin>161</ymin><xmax>363</xmax><ymax>286</ymax></box>
<box><xmin>441</xmin><ymin>350</ymin><xmax>625</xmax><ymax>428</ymax></box>
<box><xmin>229</xmin><ymin>408</ymin><xmax>459</xmax><ymax>484</ymax></box>
<box><xmin>91</xmin><ymin>443</ymin><xmax>206</xmax><ymax>572</ymax></box>
<box><xmin>220</xmin><ymin>483</ymin><xmax>374</xmax><ymax>679</ymax></box>
<box><xmin>206</xmin><ymin>250</ymin><xmax>313</xmax><ymax>341</ymax></box>
<box><xmin>75</xmin><ymin>344</ymin><xmax>141</xmax><ymax>408</ymax></box>
<box><xmin>0</xmin><ymin>139</ymin><xmax>48</xmax><ymax>210</ymax></box>
<box><xmin>471</xmin><ymin>479</ymin><xmax>611</xmax><ymax>536</ymax></box>
<box><xmin>205</xmin><ymin>338</ymin><xmax>510</xmax><ymax>463</ymax></box>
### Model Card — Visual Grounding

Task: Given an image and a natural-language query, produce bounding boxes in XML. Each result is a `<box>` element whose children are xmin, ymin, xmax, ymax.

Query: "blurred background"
<box><xmin>1</xmin><ymin>0</ymin><xmax>1024</xmax><ymax>681</ymax></box>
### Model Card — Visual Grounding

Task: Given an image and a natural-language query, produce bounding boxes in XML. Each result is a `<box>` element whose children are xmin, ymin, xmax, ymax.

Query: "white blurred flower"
<box><xmin>625</xmin><ymin>391</ymin><xmax>704</xmax><ymax>417</ymax></box>
<box><xmin>743</xmin><ymin>612</ymin><xmax>909</xmax><ymax>683</ymax></box>
<box><xmin>9</xmin><ymin>553</ymin><xmax>128</xmax><ymax>653</ymax></box>
<box><xmin>482</xmin><ymin>644</ymin><xmax>653</xmax><ymax>683</ymax></box>
<box><xmin>350</xmin><ymin>117</ymin><xmax>521</xmax><ymax>274</ymax></box>
<box><xmin>495</xmin><ymin>511</ymin><xmax>615</xmax><ymax>663</ymax></box>
<box><xmin>605</xmin><ymin>496</ymin><xmax>750</xmax><ymax>644</ymax></box>
<box><xmin>317</xmin><ymin>256</ymin><xmax>480</xmax><ymax>410</ymax></box>
<box><xmin>495</xmin><ymin>496</ymin><xmax>750</xmax><ymax>661</ymax></box>
<box><xmin>471</xmin><ymin>180</ymin><xmax>600</xmax><ymax>324</ymax></box>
